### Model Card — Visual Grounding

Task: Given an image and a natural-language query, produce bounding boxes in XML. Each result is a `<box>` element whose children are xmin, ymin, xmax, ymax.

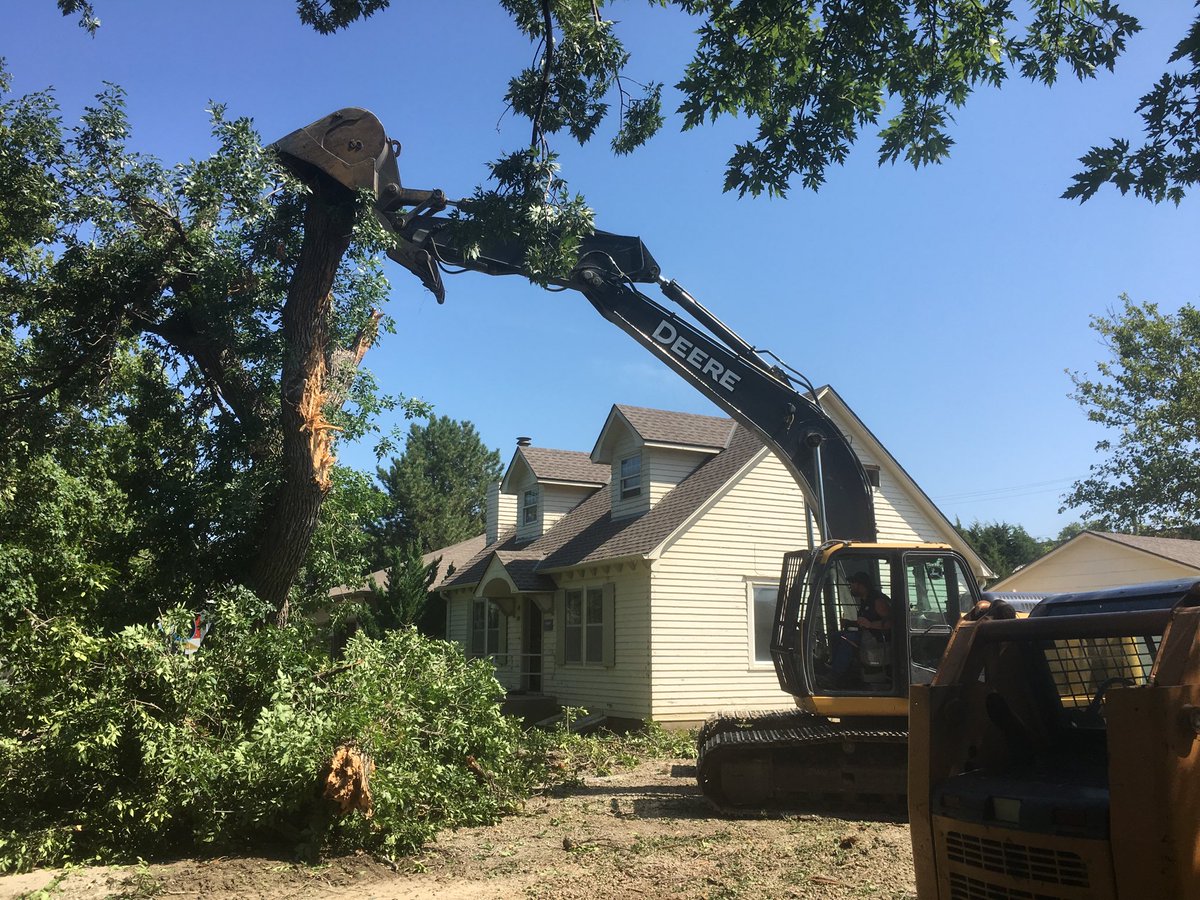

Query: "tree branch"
<box><xmin>531</xmin><ymin>0</ymin><xmax>555</xmax><ymax>148</ymax></box>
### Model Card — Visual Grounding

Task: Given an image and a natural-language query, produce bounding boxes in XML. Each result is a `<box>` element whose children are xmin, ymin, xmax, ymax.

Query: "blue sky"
<box><xmin>5</xmin><ymin>1</ymin><xmax>1198</xmax><ymax>540</ymax></box>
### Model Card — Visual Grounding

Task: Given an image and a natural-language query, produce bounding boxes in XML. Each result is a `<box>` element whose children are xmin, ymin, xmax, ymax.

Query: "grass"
<box><xmin>534</xmin><ymin>713</ymin><xmax>697</xmax><ymax>786</ymax></box>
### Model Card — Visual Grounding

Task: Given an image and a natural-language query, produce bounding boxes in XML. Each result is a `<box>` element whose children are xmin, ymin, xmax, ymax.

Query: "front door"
<box><xmin>522</xmin><ymin>598</ymin><xmax>543</xmax><ymax>693</ymax></box>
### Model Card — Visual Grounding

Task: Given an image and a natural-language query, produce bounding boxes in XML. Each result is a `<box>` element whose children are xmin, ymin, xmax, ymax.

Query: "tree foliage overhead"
<box><xmin>374</xmin><ymin>416</ymin><xmax>503</xmax><ymax>558</ymax></box>
<box><xmin>266</xmin><ymin>1</ymin><xmax>1192</xmax><ymax>201</ymax></box>
<box><xmin>1062</xmin><ymin>296</ymin><xmax>1200</xmax><ymax>538</ymax></box>
<box><xmin>1063</xmin><ymin>10</ymin><xmax>1200</xmax><ymax>205</ymax></box>
<box><xmin>53</xmin><ymin>2</ymin><xmax>1199</xmax><ymax>293</ymax></box>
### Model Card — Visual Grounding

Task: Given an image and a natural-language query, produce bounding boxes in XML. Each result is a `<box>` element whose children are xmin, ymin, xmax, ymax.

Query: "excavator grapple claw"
<box><xmin>272</xmin><ymin>107</ymin><xmax>403</xmax><ymax>205</ymax></box>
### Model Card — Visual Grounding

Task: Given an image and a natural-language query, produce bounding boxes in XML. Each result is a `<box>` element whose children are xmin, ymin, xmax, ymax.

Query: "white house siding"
<box><xmin>648</xmin><ymin>450</ymin><xmax>808</xmax><ymax>723</ymax></box>
<box><xmin>444</xmin><ymin>586</ymin><xmax>474</xmax><ymax>657</ymax></box>
<box><xmin>609</xmin><ymin>430</ymin><xmax>648</xmax><ymax>520</ymax></box>
<box><xmin>542</xmin><ymin>485</ymin><xmax>596</xmax><ymax>531</ymax></box>
<box><xmin>443</xmin><ymin>568</ymin><xmax>654</xmax><ymax>720</ymax></box>
<box><xmin>512</xmin><ymin>477</ymin><xmax>595</xmax><ymax>542</ymax></box>
<box><xmin>858</xmin><ymin>447</ymin><xmax>943</xmax><ymax>543</ymax></box>
<box><xmin>648</xmin><ymin>447</ymin><xmax>708</xmax><ymax>508</ymax></box>
<box><xmin>543</xmin><ymin>563</ymin><xmax>654</xmax><ymax>720</ymax></box>
<box><xmin>997</xmin><ymin>536</ymin><xmax>1196</xmax><ymax>592</ymax></box>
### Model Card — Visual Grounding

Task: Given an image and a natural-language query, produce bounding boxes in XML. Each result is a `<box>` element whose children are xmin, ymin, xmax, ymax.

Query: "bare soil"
<box><xmin>1</xmin><ymin>759</ymin><xmax>916</xmax><ymax>900</ymax></box>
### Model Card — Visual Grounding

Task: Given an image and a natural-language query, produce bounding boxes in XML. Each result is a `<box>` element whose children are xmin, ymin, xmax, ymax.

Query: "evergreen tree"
<box><xmin>374</xmin><ymin>417</ymin><xmax>502</xmax><ymax>557</ymax></box>
<box><xmin>956</xmin><ymin>519</ymin><xmax>1048</xmax><ymax>584</ymax></box>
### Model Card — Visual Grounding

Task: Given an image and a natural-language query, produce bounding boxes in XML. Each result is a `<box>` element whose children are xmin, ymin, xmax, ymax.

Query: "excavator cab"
<box><xmin>695</xmin><ymin>541</ymin><xmax>983</xmax><ymax>810</ymax></box>
<box><xmin>773</xmin><ymin>541</ymin><xmax>981</xmax><ymax>707</ymax></box>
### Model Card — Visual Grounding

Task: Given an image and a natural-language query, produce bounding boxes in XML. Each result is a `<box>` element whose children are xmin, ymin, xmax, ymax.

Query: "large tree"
<box><xmin>1062</xmin><ymin>296</ymin><xmax>1200</xmax><ymax>538</ymax></box>
<box><xmin>0</xmin><ymin>71</ymin><xmax>412</xmax><ymax>624</ymax></box>
<box><xmin>373</xmin><ymin>416</ymin><xmax>503</xmax><ymax>557</ymax></box>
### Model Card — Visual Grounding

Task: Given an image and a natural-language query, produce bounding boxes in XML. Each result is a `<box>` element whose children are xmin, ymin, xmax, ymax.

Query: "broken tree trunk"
<box><xmin>249</xmin><ymin>190</ymin><xmax>358</xmax><ymax>624</ymax></box>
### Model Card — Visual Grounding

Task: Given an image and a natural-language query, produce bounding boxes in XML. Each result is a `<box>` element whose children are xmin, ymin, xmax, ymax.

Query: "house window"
<box><xmin>749</xmin><ymin>582</ymin><xmax>779</xmax><ymax>664</ymax></box>
<box><xmin>523</xmin><ymin>488</ymin><xmax>538</xmax><ymax>525</ymax></box>
<box><xmin>619</xmin><ymin>454</ymin><xmax>642</xmax><ymax>500</ymax></box>
<box><xmin>864</xmin><ymin>465</ymin><xmax>880</xmax><ymax>489</ymax></box>
<box><xmin>563</xmin><ymin>587</ymin><xmax>606</xmax><ymax>664</ymax></box>
<box><xmin>471</xmin><ymin>599</ymin><xmax>502</xmax><ymax>658</ymax></box>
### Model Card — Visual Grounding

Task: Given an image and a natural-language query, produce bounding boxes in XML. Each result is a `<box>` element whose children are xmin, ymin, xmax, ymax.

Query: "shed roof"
<box><xmin>327</xmin><ymin>531</ymin><xmax>488</xmax><ymax>601</ymax></box>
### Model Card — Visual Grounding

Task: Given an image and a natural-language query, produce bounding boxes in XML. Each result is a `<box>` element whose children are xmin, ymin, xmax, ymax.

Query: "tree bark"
<box><xmin>249</xmin><ymin>191</ymin><xmax>356</xmax><ymax>623</ymax></box>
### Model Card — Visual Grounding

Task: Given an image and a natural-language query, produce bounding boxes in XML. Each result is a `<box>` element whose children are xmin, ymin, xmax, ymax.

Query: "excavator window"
<box><xmin>808</xmin><ymin>555</ymin><xmax>898</xmax><ymax>694</ymax></box>
<box><xmin>905</xmin><ymin>554</ymin><xmax>972</xmax><ymax>682</ymax></box>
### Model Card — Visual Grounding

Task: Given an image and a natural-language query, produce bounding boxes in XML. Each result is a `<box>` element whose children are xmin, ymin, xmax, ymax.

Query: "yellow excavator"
<box><xmin>271</xmin><ymin>108</ymin><xmax>992</xmax><ymax>810</ymax></box>
<box><xmin>910</xmin><ymin>577</ymin><xmax>1200</xmax><ymax>899</ymax></box>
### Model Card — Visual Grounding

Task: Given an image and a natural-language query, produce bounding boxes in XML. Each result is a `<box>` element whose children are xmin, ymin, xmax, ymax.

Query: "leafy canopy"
<box><xmin>1062</xmin><ymin>296</ymin><xmax>1200</xmax><ymax>538</ymax></box>
<box><xmin>54</xmin><ymin>2</ymin><xmax>1199</xmax><ymax>290</ymax></box>
<box><xmin>282</xmin><ymin>1</ymin><xmax>1192</xmax><ymax>203</ymax></box>
<box><xmin>0</xmin><ymin>68</ymin><xmax>415</xmax><ymax>624</ymax></box>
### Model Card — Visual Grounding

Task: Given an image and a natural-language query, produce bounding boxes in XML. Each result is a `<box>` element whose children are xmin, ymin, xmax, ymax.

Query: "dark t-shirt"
<box><xmin>858</xmin><ymin>590</ymin><xmax>891</xmax><ymax>634</ymax></box>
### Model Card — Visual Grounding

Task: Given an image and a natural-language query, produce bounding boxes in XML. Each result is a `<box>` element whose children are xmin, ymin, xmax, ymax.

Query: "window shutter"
<box><xmin>498</xmin><ymin>605</ymin><xmax>509</xmax><ymax>665</ymax></box>
<box><xmin>470</xmin><ymin>600</ymin><xmax>482</xmax><ymax>657</ymax></box>
<box><xmin>602</xmin><ymin>582</ymin><xmax>616</xmax><ymax>668</ymax></box>
<box><xmin>554</xmin><ymin>589</ymin><xmax>566</xmax><ymax>667</ymax></box>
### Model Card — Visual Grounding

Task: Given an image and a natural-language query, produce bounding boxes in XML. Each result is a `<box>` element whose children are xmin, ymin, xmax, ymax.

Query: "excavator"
<box><xmin>272</xmin><ymin>108</ymin><xmax>989</xmax><ymax>810</ymax></box>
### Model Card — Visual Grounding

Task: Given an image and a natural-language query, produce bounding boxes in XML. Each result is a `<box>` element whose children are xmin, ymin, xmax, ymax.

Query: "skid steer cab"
<box><xmin>909</xmin><ymin>578</ymin><xmax>1200</xmax><ymax>900</ymax></box>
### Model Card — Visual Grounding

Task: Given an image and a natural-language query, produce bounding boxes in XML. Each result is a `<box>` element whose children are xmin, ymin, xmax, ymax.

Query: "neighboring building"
<box><xmin>328</xmin><ymin>532</ymin><xmax>489</xmax><ymax>605</ymax></box>
<box><xmin>989</xmin><ymin>531</ymin><xmax>1200</xmax><ymax>593</ymax></box>
<box><xmin>438</xmin><ymin>390</ymin><xmax>990</xmax><ymax>726</ymax></box>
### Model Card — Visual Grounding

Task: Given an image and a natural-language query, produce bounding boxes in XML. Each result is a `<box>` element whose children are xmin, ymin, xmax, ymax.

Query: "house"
<box><xmin>437</xmin><ymin>389</ymin><xmax>990</xmax><ymax>726</ymax></box>
<box><xmin>989</xmin><ymin>530</ymin><xmax>1200</xmax><ymax>593</ymax></box>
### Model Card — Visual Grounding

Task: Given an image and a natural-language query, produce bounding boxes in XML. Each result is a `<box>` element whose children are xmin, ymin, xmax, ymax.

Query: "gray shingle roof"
<box><xmin>518</xmin><ymin>446</ymin><xmax>610</xmax><ymax>485</ymax></box>
<box><xmin>1092</xmin><ymin>532</ymin><xmax>1200</xmax><ymax>569</ymax></box>
<box><xmin>328</xmin><ymin>532</ymin><xmax>488</xmax><ymax>599</ymax></box>
<box><xmin>615</xmin><ymin>404</ymin><xmax>735</xmax><ymax>449</ymax></box>
<box><xmin>441</xmin><ymin>425</ymin><xmax>765</xmax><ymax>590</ymax></box>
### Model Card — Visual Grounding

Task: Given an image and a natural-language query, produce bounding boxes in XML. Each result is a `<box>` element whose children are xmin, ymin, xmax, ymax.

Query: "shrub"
<box><xmin>0</xmin><ymin>587</ymin><xmax>532</xmax><ymax>871</ymax></box>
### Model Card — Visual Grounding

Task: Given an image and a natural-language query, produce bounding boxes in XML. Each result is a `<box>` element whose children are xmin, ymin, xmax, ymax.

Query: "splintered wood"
<box><xmin>299</xmin><ymin>308</ymin><xmax>382</xmax><ymax>491</ymax></box>
<box><xmin>298</xmin><ymin>351</ymin><xmax>340</xmax><ymax>491</ymax></box>
<box><xmin>322</xmin><ymin>744</ymin><xmax>374</xmax><ymax>818</ymax></box>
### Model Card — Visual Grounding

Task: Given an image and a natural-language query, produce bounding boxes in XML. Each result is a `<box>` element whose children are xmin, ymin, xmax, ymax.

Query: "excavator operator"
<box><xmin>831</xmin><ymin>572</ymin><xmax>893</xmax><ymax>688</ymax></box>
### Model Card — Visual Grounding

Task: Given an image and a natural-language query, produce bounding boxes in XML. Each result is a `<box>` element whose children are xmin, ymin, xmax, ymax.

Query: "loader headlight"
<box><xmin>990</xmin><ymin>797</ymin><xmax>1021</xmax><ymax>824</ymax></box>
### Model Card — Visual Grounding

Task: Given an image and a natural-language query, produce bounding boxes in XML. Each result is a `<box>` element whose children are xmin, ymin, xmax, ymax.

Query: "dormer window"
<box><xmin>620</xmin><ymin>454</ymin><xmax>642</xmax><ymax>499</ymax></box>
<box><xmin>523</xmin><ymin>488</ymin><xmax>539</xmax><ymax>524</ymax></box>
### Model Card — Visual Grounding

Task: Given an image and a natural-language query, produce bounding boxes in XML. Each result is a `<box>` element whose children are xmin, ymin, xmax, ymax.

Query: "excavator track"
<box><xmin>696</xmin><ymin>709</ymin><xmax>908</xmax><ymax>813</ymax></box>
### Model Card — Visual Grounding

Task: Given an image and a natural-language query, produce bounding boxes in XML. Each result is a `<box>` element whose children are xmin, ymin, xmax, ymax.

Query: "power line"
<box><xmin>933</xmin><ymin>477</ymin><xmax>1077</xmax><ymax>504</ymax></box>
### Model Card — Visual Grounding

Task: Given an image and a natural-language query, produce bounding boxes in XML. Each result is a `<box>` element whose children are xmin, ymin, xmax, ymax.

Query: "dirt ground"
<box><xmin>1</xmin><ymin>759</ymin><xmax>916</xmax><ymax>900</ymax></box>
